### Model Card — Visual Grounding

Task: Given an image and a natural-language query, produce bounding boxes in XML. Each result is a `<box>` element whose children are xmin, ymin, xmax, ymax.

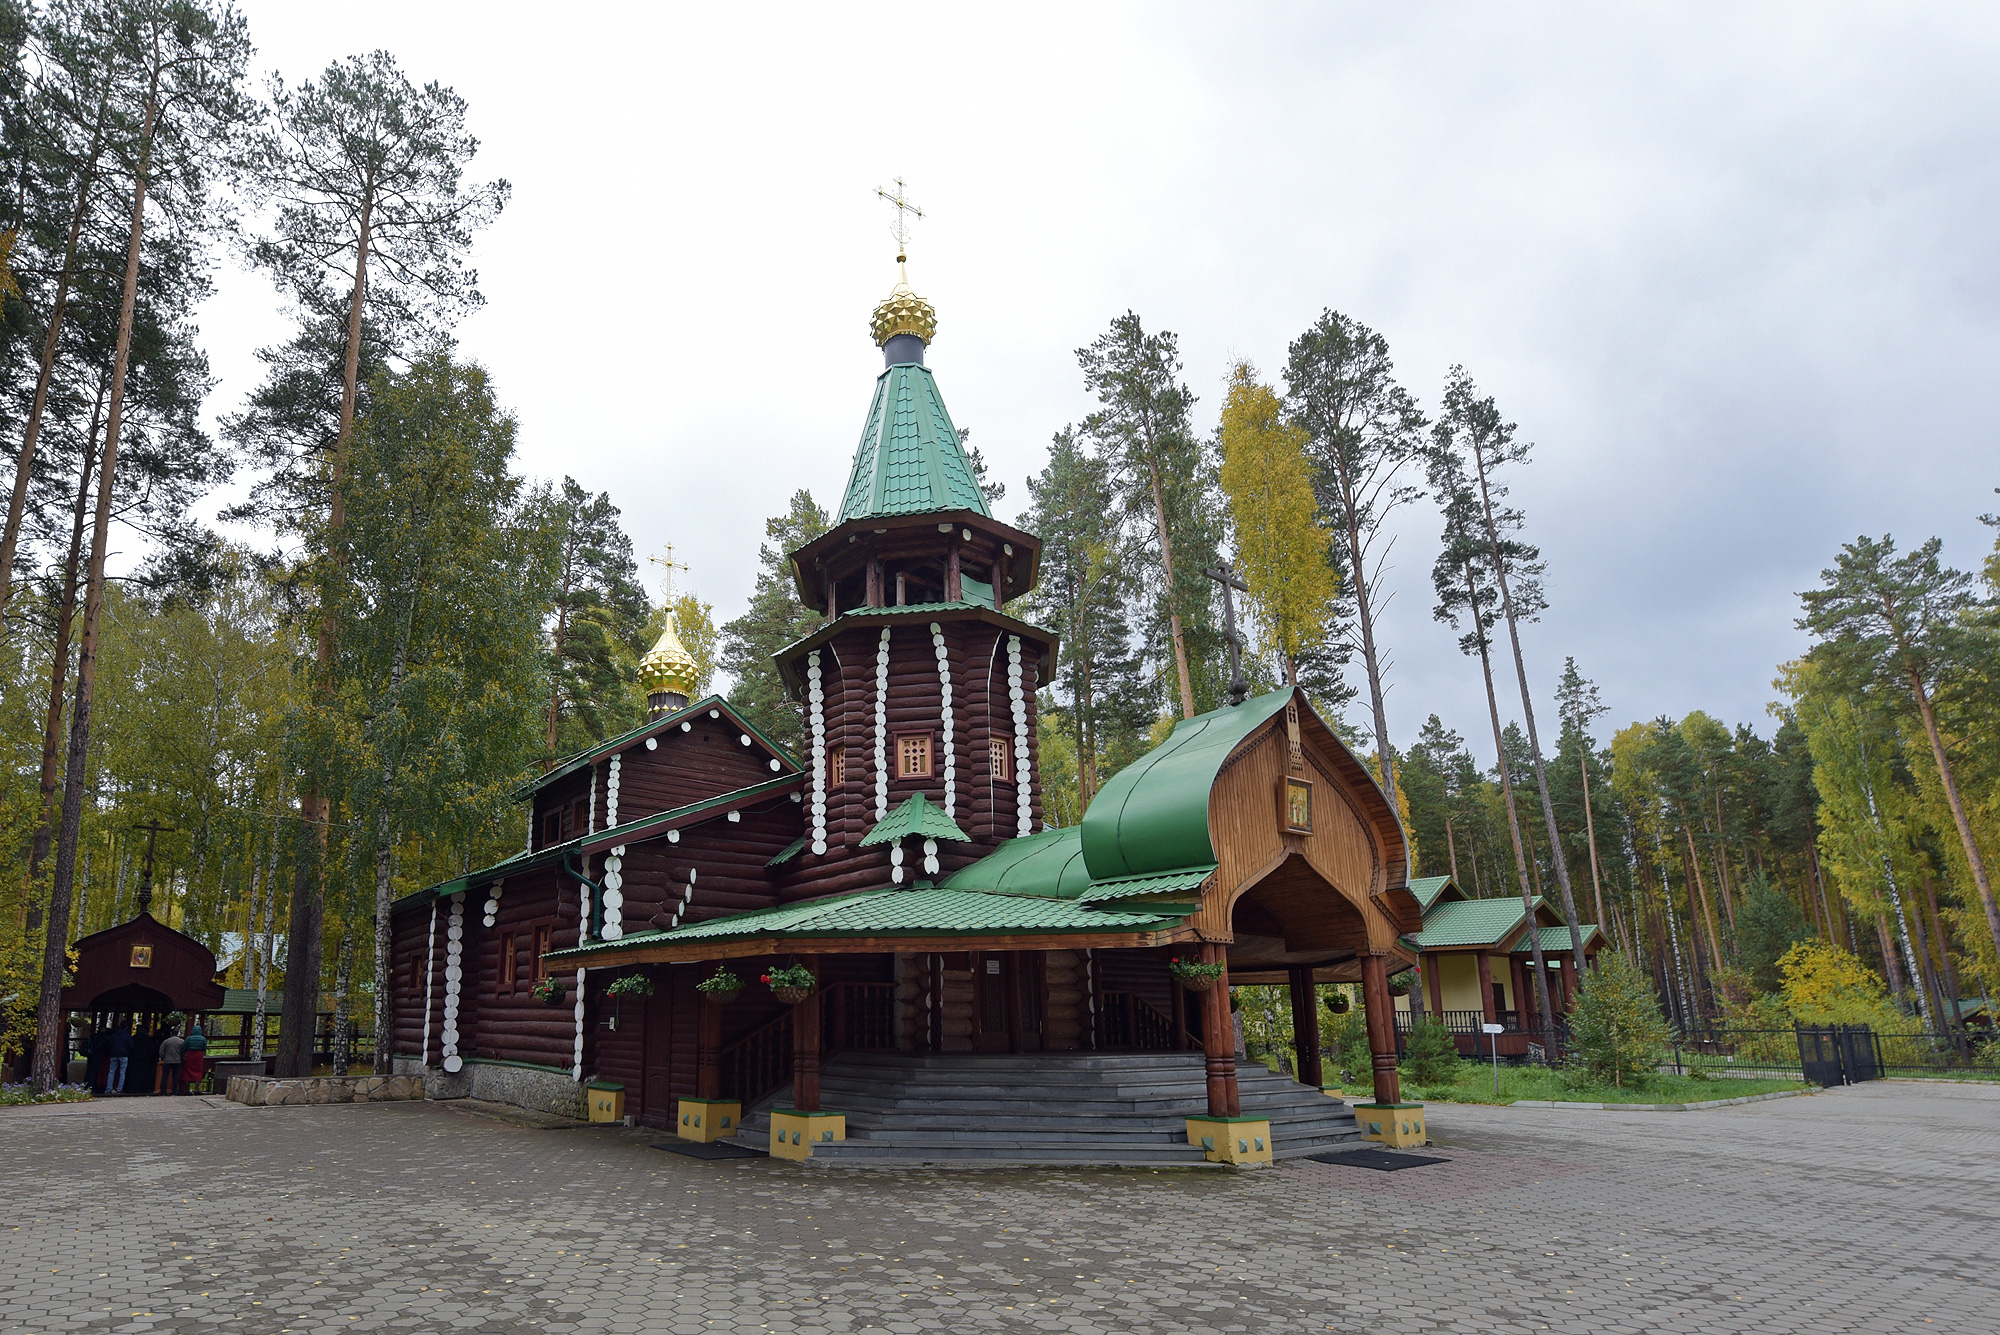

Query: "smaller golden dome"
<box><xmin>870</xmin><ymin>264</ymin><xmax>937</xmax><ymax>347</ymax></box>
<box><xmin>638</xmin><ymin>610</ymin><xmax>698</xmax><ymax>699</ymax></box>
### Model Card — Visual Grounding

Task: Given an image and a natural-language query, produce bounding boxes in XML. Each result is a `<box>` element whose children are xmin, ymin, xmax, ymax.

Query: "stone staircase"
<box><xmin>726</xmin><ymin>1050</ymin><xmax>1365</xmax><ymax>1166</ymax></box>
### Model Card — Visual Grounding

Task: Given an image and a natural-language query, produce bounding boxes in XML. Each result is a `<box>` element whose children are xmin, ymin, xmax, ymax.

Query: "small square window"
<box><xmin>989</xmin><ymin>736</ymin><xmax>1012</xmax><ymax>782</ymax></box>
<box><xmin>829</xmin><ymin>747</ymin><xmax>847</xmax><ymax>787</ymax></box>
<box><xmin>897</xmin><ymin>733</ymin><xmax>933</xmax><ymax>779</ymax></box>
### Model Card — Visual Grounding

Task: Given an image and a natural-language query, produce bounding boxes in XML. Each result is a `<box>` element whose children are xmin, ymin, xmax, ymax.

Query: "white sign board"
<box><xmin>1482</xmin><ymin>1023</ymin><xmax>1504</xmax><ymax>1035</ymax></box>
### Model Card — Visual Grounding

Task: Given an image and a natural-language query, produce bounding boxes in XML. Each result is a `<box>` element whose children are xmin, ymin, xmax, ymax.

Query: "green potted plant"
<box><xmin>762</xmin><ymin>963</ymin><xmax>816</xmax><ymax>1005</ymax></box>
<box><xmin>1167</xmin><ymin>956</ymin><xmax>1226</xmax><ymax>990</ymax></box>
<box><xmin>531</xmin><ymin>975</ymin><xmax>568</xmax><ymax>1006</ymax></box>
<box><xmin>695</xmin><ymin>967</ymin><xmax>743</xmax><ymax>1004</ymax></box>
<box><xmin>606</xmin><ymin>974</ymin><xmax>655</xmax><ymax>999</ymax></box>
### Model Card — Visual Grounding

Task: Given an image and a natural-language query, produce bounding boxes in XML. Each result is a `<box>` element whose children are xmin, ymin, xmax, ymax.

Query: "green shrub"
<box><xmin>1401</xmin><ymin>1016</ymin><xmax>1461</xmax><ymax>1086</ymax></box>
<box><xmin>1569</xmin><ymin>953</ymin><xmax>1670</xmax><ymax>1088</ymax></box>
<box><xmin>1331</xmin><ymin>1009</ymin><xmax>1371</xmax><ymax>1085</ymax></box>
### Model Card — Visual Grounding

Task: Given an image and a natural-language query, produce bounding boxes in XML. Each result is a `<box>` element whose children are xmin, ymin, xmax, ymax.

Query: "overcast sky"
<box><xmin>196</xmin><ymin>2</ymin><xmax>2000</xmax><ymax>765</ymax></box>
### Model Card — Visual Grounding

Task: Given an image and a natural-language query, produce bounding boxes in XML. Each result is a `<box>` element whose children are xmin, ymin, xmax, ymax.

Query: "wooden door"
<box><xmin>973</xmin><ymin>952</ymin><xmax>1010</xmax><ymax>1051</ymax></box>
<box><xmin>641</xmin><ymin>981</ymin><xmax>675</xmax><ymax>1127</ymax></box>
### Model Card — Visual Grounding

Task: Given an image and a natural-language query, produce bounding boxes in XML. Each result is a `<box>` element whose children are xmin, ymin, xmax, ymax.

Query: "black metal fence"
<box><xmin>1670</xmin><ymin>1026</ymin><xmax>1997</xmax><ymax>1084</ymax></box>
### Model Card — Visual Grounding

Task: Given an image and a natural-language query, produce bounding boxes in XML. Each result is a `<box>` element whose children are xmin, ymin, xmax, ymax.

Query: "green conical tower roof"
<box><xmin>837</xmin><ymin>362</ymin><xmax>991</xmax><ymax>523</ymax></box>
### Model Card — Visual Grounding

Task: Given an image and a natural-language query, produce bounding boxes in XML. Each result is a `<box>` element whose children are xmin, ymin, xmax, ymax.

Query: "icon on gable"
<box><xmin>129</xmin><ymin>945</ymin><xmax>154</xmax><ymax>969</ymax></box>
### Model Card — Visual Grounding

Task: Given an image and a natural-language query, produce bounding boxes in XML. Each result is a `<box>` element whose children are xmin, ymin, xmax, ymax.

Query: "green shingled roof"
<box><xmin>943</xmin><ymin>826</ymin><xmax>1091</xmax><ymax>899</ymax></box>
<box><xmin>838</xmin><ymin>363</ymin><xmax>991</xmax><ymax>522</ymax></box>
<box><xmin>1080</xmin><ymin>689</ymin><xmax>1294</xmax><ymax>880</ymax></box>
<box><xmin>1409</xmin><ymin>897</ymin><xmax>1540</xmax><ymax>949</ymax></box>
<box><xmin>1512</xmin><ymin>923</ymin><xmax>1603</xmax><ymax>954</ymax></box>
<box><xmin>1408</xmin><ymin>875</ymin><xmax>1461</xmax><ymax>911</ymax></box>
<box><xmin>1079</xmin><ymin>867</ymin><xmax>1217</xmax><ymax>903</ymax></box>
<box><xmin>860</xmin><ymin>793</ymin><xmax>969</xmax><ymax>847</ymax></box>
<box><xmin>548</xmin><ymin>884</ymin><xmax>1187</xmax><ymax>959</ymax></box>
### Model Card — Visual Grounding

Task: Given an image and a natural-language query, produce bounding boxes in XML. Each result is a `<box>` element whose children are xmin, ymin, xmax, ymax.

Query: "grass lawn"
<box><xmin>1398</xmin><ymin>1061</ymin><xmax>1810</xmax><ymax>1106</ymax></box>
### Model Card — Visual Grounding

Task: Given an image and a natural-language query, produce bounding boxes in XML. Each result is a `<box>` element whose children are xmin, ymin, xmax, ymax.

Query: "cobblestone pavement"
<box><xmin>2</xmin><ymin>1080</ymin><xmax>1994</xmax><ymax>1334</ymax></box>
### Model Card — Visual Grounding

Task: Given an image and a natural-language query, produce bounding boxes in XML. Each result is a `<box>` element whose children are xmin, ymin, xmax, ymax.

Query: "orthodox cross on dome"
<box><xmin>875</xmin><ymin>177</ymin><xmax>924</xmax><ymax>265</ymax></box>
<box><xmin>649</xmin><ymin>544</ymin><xmax>691</xmax><ymax>603</ymax></box>
<box><xmin>1204</xmin><ymin>562</ymin><xmax>1250</xmax><ymax>707</ymax></box>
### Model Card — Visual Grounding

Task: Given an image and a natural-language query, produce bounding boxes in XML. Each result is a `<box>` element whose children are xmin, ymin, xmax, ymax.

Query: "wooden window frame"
<box><xmin>540</xmin><ymin>811</ymin><xmax>562</xmax><ymax>848</ymax></box>
<box><xmin>829</xmin><ymin>746</ymin><xmax>847</xmax><ymax>788</ymax></box>
<box><xmin>498</xmin><ymin>931</ymin><xmax>519</xmax><ymax>996</ymax></box>
<box><xmin>532</xmin><ymin>923</ymin><xmax>555</xmax><ymax>981</ymax></box>
<box><xmin>895</xmin><ymin>731</ymin><xmax>934</xmax><ymax>780</ymax></box>
<box><xmin>988</xmin><ymin>735</ymin><xmax>1012</xmax><ymax>782</ymax></box>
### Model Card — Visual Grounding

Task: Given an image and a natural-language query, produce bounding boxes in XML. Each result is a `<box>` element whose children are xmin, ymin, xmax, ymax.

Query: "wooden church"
<box><xmin>387</xmin><ymin>254</ymin><xmax>1428</xmax><ymax>1164</ymax></box>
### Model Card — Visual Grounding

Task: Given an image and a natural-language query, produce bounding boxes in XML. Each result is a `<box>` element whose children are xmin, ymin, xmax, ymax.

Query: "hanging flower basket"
<box><xmin>531</xmin><ymin>975</ymin><xmax>568</xmax><ymax>1006</ymax></box>
<box><xmin>695</xmin><ymin>968</ymin><xmax>743</xmax><ymax>1004</ymax></box>
<box><xmin>763</xmin><ymin>964</ymin><xmax>816</xmax><ymax>1005</ymax></box>
<box><xmin>1324</xmin><ymin>992</ymin><xmax>1351</xmax><ymax>1015</ymax></box>
<box><xmin>606</xmin><ymin>974</ymin><xmax>655</xmax><ymax>999</ymax></box>
<box><xmin>1168</xmin><ymin>957</ymin><xmax>1226</xmax><ymax>990</ymax></box>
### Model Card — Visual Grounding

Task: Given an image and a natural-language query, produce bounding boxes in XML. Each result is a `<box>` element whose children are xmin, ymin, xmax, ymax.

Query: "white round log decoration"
<box><xmin>769</xmin><ymin>758</ymin><xmax>781</xmax><ymax>771</ymax></box>
<box><xmin>667</xmin><ymin>829</ymin><xmax>680</xmax><ymax>843</ymax></box>
<box><xmin>681</xmin><ymin>721</ymin><xmax>691</xmax><ymax>731</ymax></box>
<box><xmin>727</xmin><ymin>811</ymin><xmax>740</xmax><ymax>822</ymax></box>
<box><xmin>740</xmin><ymin>734</ymin><xmax>752</xmax><ymax>746</ymax></box>
<box><xmin>443</xmin><ymin>1054</ymin><xmax>463</xmax><ymax>1074</ymax></box>
<box><xmin>646</xmin><ymin>736</ymin><xmax>657</xmax><ymax>750</ymax></box>
<box><xmin>710</xmin><ymin>709</ymin><xmax>720</xmax><ymax>718</ymax></box>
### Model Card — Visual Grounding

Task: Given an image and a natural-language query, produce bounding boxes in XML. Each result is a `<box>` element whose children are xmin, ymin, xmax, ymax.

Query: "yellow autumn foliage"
<box><xmin>1776</xmin><ymin>940</ymin><xmax>1905</xmax><ymax>1029</ymax></box>
<box><xmin>1217</xmin><ymin>362</ymin><xmax>1337</xmax><ymax>682</ymax></box>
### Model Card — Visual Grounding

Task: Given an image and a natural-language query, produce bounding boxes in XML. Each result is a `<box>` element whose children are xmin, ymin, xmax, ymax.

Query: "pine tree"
<box><xmin>532</xmin><ymin>477</ymin><xmax>647</xmax><ymax>760</ymax></box>
<box><xmin>721</xmin><ymin>490</ymin><xmax>828</xmax><ymax>756</ymax></box>
<box><xmin>1283</xmin><ymin>311</ymin><xmax>1427</xmax><ymax>826</ymax></box>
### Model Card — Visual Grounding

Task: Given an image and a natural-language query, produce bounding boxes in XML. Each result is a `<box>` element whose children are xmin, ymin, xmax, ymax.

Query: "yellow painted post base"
<box><xmin>770</xmin><ymin>1109</ymin><xmax>846</xmax><ymax>1160</ymax></box>
<box><xmin>1185</xmin><ymin>1116</ymin><xmax>1273</xmax><ymax>1166</ymax></box>
<box><xmin>1352</xmin><ymin>1102</ymin><xmax>1426</xmax><ymax>1147</ymax></box>
<box><xmin>676</xmin><ymin>1097</ymin><xmax>742</xmax><ymax>1142</ymax></box>
<box><xmin>1321</xmin><ymin>1085</ymin><xmax>1343</xmax><ymax>1098</ymax></box>
<box><xmin>587</xmin><ymin>1083</ymin><xmax>626</xmax><ymax>1123</ymax></box>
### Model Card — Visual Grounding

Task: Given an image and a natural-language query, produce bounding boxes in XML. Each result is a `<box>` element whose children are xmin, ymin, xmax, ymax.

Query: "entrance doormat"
<box><xmin>1306</xmin><ymin>1147</ymin><xmax>1449</xmax><ymax>1171</ymax></box>
<box><xmin>651</xmin><ymin>1139</ymin><xmax>765</xmax><ymax>1160</ymax></box>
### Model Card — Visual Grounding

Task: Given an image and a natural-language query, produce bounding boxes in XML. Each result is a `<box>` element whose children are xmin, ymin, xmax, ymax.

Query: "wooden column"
<box><xmin>1288</xmin><ymin>966</ymin><xmax>1322</xmax><ymax>1089</ymax></box>
<box><xmin>1509</xmin><ymin>956</ymin><xmax>1529</xmax><ymax>1025</ymax></box>
<box><xmin>1427</xmin><ymin>955</ymin><xmax>1444</xmax><ymax>1016</ymax></box>
<box><xmin>1361</xmin><ymin>952</ymin><xmax>1402</xmax><ymax>1107</ymax></box>
<box><xmin>947</xmin><ymin>545</ymin><xmax>962</xmax><ymax>601</ymax></box>
<box><xmin>866</xmin><ymin>561</ymin><xmax>883</xmax><ymax>608</ymax></box>
<box><xmin>1560</xmin><ymin>954</ymin><xmax>1578</xmax><ymax>1012</ymax></box>
<box><xmin>1200</xmin><ymin>943</ymin><xmax>1240</xmax><ymax>1117</ymax></box>
<box><xmin>695</xmin><ymin>993</ymin><xmax>721</xmax><ymax>1099</ymax></box>
<box><xmin>1476</xmin><ymin>952</ymin><xmax>1497</xmax><ymax>1025</ymax></box>
<box><xmin>793</xmin><ymin>956</ymin><xmax>821</xmax><ymax>1112</ymax></box>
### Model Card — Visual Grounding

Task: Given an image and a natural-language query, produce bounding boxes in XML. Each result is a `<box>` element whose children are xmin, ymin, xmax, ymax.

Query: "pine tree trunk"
<box><xmin>1470</xmin><ymin>445</ymin><xmax>1587</xmax><ymax>963</ymax></box>
<box><xmin>26</xmin><ymin>382</ymin><xmax>105</xmax><ymax>895</ymax></box>
<box><xmin>372</xmin><ymin>630</ymin><xmax>407</xmax><ymax>1076</ymax></box>
<box><xmin>1907</xmin><ymin>673</ymin><xmax>2000</xmax><ymax>962</ymax></box>
<box><xmin>1346</xmin><ymin>517</ymin><xmax>1402</xmax><ymax>828</ymax></box>
<box><xmin>0</xmin><ymin>102</ymin><xmax>110</xmax><ymax>623</ymax></box>
<box><xmin>28</xmin><ymin>87</ymin><xmax>157</xmax><ymax>1094</ymax></box>
<box><xmin>1146</xmin><ymin>463</ymin><xmax>1195</xmax><ymax>720</ymax></box>
<box><xmin>1464</xmin><ymin>561</ymin><xmax>1556</xmax><ymax>1035</ymax></box>
<box><xmin>1682</xmin><ymin>820</ymin><xmax>1725</xmax><ymax>975</ymax></box>
<box><xmin>1580</xmin><ymin>750</ymin><xmax>1608</xmax><ymax>936</ymax></box>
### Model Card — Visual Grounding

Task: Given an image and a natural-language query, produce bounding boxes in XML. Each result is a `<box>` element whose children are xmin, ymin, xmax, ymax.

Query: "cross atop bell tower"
<box><xmin>875</xmin><ymin>176</ymin><xmax>924</xmax><ymax>267</ymax></box>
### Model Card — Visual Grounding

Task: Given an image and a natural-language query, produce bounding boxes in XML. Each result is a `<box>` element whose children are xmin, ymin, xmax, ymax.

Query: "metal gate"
<box><xmin>1795</xmin><ymin>1024</ymin><xmax>1880</xmax><ymax>1087</ymax></box>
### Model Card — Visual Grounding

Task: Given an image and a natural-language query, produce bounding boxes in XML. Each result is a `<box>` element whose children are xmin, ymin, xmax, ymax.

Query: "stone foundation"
<box><xmin>389</xmin><ymin>1056</ymin><xmax>585</xmax><ymax>1120</ymax></box>
<box><xmin>226</xmin><ymin>1074</ymin><xmax>423</xmax><ymax>1106</ymax></box>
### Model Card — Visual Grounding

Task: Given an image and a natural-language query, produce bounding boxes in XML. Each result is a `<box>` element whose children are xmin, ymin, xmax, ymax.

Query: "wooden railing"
<box><xmin>1096</xmin><ymin>991</ymin><xmax>1194</xmax><ymax>1051</ymax></box>
<box><xmin>824</xmin><ymin>983</ymin><xmax>896</xmax><ymax>1052</ymax></box>
<box><xmin>720</xmin><ymin>1011</ymin><xmax>793</xmax><ymax>1110</ymax></box>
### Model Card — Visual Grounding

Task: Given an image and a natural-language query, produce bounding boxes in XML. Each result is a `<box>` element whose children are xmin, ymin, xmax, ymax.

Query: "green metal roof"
<box><xmin>1080</xmin><ymin>689</ymin><xmax>1295</xmax><ymax>880</ymax></box>
<box><xmin>1079</xmin><ymin>867</ymin><xmax>1217</xmax><ymax>903</ymax></box>
<box><xmin>1512</xmin><ymin>923</ymin><xmax>1603</xmax><ymax>955</ymax></box>
<box><xmin>1409</xmin><ymin>897</ymin><xmax>1538</xmax><ymax>950</ymax></box>
<box><xmin>942</xmin><ymin>826</ymin><xmax>1092</xmax><ymax>899</ymax></box>
<box><xmin>548</xmin><ymin>885</ymin><xmax>1187</xmax><ymax>959</ymax></box>
<box><xmin>838</xmin><ymin>363</ymin><xmax>990</xmax><ymax>522</ymax></box>
<box><xmin>860</xmin><ymin>793</ymin><xmax>970</xmax><ymax>847</ymax></box>
<box><xmin>766</xmin><ymin>836</ymin><xmax>806</xmax><ymax>868</ymax></box>
<box><xmin>1408</xmin><ymin>875</ymin><xmax>1461</xmax><ymax>911</ymax></box>
<box><xmin>210</xmin><ymin>988</ymin><xmax>281</xmax><ymax>1014</ymax></box>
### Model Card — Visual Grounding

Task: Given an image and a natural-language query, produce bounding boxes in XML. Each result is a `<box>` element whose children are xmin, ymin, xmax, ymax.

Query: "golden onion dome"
<box><xmin>637</xmin><ymin>610</ymin><xmax>698</xmax><ymax>699</ymax></box>
<box><xmin>870</xmin><ymin>264</ymin><xmax>937</xmax><ymax>347</ymax></box>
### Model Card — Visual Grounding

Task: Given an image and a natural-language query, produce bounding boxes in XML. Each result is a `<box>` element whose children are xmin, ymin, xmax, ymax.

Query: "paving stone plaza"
<box><xmin>3</xmin><ymin>1081</ymin><xmax>1994</xmax><ymax>1334</ymax></box>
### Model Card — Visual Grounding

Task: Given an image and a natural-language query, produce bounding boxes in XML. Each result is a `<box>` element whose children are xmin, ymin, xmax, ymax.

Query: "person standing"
<box><xmin>155</xmin><ymin>1026</ymin><xmax>185</xmax><ymax>1096</ymax></box>
<box><xmin>104</xmin><ymin>1025</ymin><xmax>132</xmax><ymax>1095</ymax></box>
<box><xmin>182</xmin><ymin>1023</ymin><xmax>207</xmax><ymax>1094</ymax></box>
